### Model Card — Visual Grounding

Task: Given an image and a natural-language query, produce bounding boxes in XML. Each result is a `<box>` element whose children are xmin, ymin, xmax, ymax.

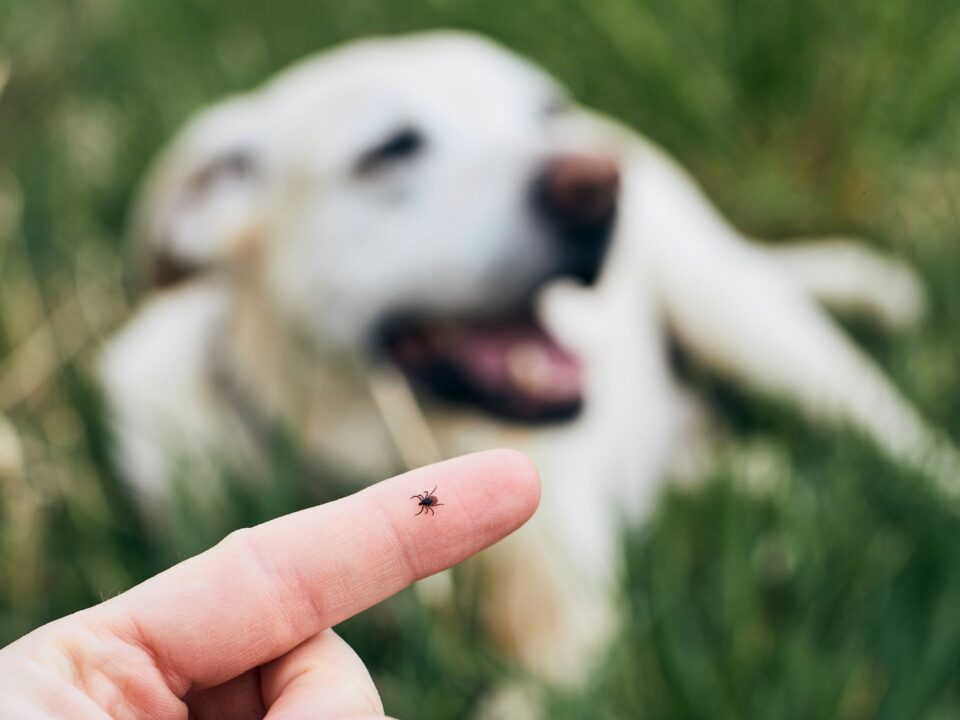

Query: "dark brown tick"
<box><xmin>411</xmin><ymin>486</ymin><xmax>443</xmax><ymax>516</ymax></box>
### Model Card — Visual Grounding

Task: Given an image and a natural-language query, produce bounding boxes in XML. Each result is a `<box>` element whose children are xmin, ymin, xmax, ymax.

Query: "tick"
<box><xmin>411</xmin><ymin>486</ymin><xmax>443</xmax><ymax>516</ymax></box>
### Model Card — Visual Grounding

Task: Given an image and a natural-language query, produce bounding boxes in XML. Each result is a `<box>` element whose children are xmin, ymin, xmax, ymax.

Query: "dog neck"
<box><xmin>208</xmin><ymin>271</ymin><xmax>404</xmax><ymax>481</ymax></box>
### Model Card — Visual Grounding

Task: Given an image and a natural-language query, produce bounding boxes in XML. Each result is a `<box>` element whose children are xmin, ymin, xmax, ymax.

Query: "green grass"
<box><xmin>2</xmin><ymin>0</ymin><xmax>960</xmax><ymax>717</ymax></box>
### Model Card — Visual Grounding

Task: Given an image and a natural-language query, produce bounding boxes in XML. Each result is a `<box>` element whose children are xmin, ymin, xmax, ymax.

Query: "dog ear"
<box><xmin>131</xmin><ymin>95</ymin><xmax>267</xmax><ymax>289</ymax></box>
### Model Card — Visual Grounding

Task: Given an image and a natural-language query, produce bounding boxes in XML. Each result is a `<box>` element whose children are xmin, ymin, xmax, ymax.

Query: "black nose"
<box><xmin>534</xmin><ymin>154</ymin><xmax>620</xmax><ymax>235</ymax></box>
<box><xmin>532</xmin><ymin>154</ymin><xmax>619</xmax><ymax>284</ymax></box>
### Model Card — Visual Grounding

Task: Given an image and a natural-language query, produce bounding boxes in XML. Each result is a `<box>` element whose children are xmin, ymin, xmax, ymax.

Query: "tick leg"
<box><xmin>410</xmin><ymin>494</ymin><xmax>421</xmax><ymax>500</ymax></box>
<box><xmin>429</xmin><ymin>485</ymin><xmax>438</xmax><ymax>497</ymax></box>
<box><xmin>415</xmin><ymin>505</ymin><xmax>424</xmax><ymax>516</ymax></box>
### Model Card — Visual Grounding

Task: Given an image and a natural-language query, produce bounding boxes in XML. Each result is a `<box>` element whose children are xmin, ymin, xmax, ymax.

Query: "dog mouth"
<box><xmin>374</xmin><ymin>153</ymin><xmax>621</xmax><ymax>423</ymax></box>
<box><xmin>379</xmin><ymin>311</ymin><xmax>582</xmax><ymax>423</ymax></box>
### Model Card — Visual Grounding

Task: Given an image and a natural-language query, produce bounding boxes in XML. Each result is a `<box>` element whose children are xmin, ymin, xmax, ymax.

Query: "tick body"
<box><xmin>411</xmin><ymin>486</ymin><xmax>443</xmax><ymax>516</ymax></box>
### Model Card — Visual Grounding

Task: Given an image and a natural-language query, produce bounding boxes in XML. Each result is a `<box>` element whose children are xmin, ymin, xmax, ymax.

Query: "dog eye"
<box><xmin>355</xmin><ymin>127</ymin><xmax>425</xmax><ymax>175</ymax></box>
<box><xmin>543</xmin><ymin>95</ymin><xmax>573</xmax><ymax>119</ymax></box>
<box><xmin>190</xmin><ymin>150</ymin><xmax>257</xmax><ymax>192</ymax></box>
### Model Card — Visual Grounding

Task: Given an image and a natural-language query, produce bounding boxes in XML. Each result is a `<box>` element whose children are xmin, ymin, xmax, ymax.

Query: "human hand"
<box><xmin>0</xmin><ymin>450</ymin><xmax>540</xmax><ymax>719</ymax></box>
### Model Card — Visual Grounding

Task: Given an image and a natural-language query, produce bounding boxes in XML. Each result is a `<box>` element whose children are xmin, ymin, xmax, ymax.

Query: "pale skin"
<box><xmin>0</xmin><ymin>449</ymin><xmax>541</xmax><ymax>719</ymax></box>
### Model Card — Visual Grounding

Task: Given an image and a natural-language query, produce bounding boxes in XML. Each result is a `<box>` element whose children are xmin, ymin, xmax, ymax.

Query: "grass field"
<box><xmin>2</xmin><ymin>0</ymin><xmax>960</xmax><ymax>717</ymax></box>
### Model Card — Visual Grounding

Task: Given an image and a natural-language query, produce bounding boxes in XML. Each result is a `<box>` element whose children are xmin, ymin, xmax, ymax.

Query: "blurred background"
<box><xmin>2</xmin><ymin>0</ymin><xmax>960</xmax><ymax>717</ymax></box>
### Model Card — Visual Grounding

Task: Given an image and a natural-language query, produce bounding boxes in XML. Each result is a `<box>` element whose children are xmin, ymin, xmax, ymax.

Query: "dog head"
<box><xmin>135</xmin><ymin>32</ymin><xmax>619</xmax><ymax>423</ymax></box>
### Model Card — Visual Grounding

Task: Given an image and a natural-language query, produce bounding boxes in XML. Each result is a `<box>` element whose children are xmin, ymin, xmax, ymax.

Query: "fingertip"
<box><xmin>483</xmin><ymin>447</ymin><xmax>542</xmax><ymax>523</ymax></box>
<box><xmin>388</xmin><ymin>448</ymin><xmax>541</xmax><ymax>552</ymax></box>
<box><xmin>442</xmin><ymin>448</ymin><xmax>541</xmax><ymax>537</ymax></box>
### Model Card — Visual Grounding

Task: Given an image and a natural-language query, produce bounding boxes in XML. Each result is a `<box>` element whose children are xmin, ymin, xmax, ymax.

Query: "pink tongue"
<box><xmin>453</xmin><ymin>323</ymin><xmax>582</xmax><ymax>404</ymax></box>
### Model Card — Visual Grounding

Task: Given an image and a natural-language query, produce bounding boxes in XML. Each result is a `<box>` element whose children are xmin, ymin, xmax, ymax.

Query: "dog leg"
<box><xmin>765</xmin><ymin>238</ymin><xmax>928</xmax><ymax>330</ymax></box>
<box><xmin>474</xmin><ymin>512</ymin><xmax>615</xmax><ymax>720</ymax></box>
<box><xmin>479</xmin><ymin>475</ymin><xmax>620</xmax><ymax>689</ymax></box>
<box><xmin>465</xmin><ymin>273</ymin><xmax>681</xmax><ymax>695</ymax></box>
<box><xmin>619</xmin><ymin>142</ymin><xmax>960</xmax><ymax>495</ymax></box>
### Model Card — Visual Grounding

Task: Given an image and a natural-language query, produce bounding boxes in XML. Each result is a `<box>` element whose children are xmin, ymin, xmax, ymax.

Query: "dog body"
<box><xmin>100</xmin><ymin>32</ymin><xmax>959</xmax><ymax>692</ymax></box>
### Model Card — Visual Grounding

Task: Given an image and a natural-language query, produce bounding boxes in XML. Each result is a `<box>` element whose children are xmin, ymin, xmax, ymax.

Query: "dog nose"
<box><xmin>534</xmin><ymin>155</ymin><xmax>620</xmax><ymax>234</ymax></box>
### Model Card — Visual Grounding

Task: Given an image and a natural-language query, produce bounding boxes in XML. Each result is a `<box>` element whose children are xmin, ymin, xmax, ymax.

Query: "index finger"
<box><xmin>100</xmin><ymin>449</ymin><xmax>539</xmax><ymax>694</ymax></box>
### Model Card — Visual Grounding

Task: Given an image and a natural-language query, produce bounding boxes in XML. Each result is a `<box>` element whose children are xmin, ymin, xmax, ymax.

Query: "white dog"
<box><xmin>100</xmin><ymin>31</ymin><xmax>960</xmax><ymax>695</ymax></box>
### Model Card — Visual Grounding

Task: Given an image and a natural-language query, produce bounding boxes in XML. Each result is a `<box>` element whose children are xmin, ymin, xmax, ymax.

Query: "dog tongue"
<box><xmin>454</xmin><ymin>323</ymin><xmax>582</xmax><ymax>404</ymax></box>
<box><xmin>387</xmin><ymin>318</ymin><xmax>583</xmax><ymax>418</ymax></box>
